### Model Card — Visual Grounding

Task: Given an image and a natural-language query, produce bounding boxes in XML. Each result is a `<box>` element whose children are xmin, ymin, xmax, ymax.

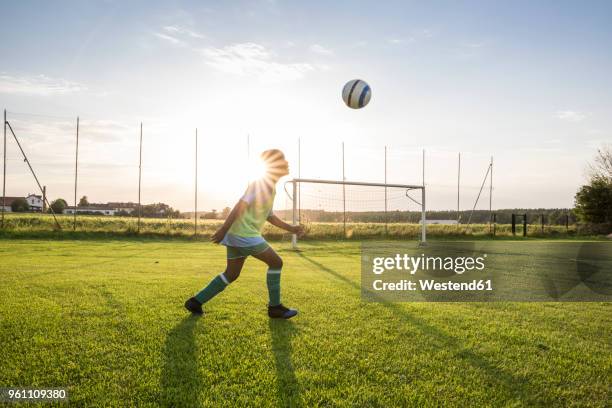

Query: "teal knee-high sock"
<box><xmin>195</xmin><ymin>273</ymin><xmax>229</xmax><ymax>304</ymax></box>
<box><xmin>266</xmin><ymin>268</ymin><xmax>282</xmax><ymax>306</ymax></box>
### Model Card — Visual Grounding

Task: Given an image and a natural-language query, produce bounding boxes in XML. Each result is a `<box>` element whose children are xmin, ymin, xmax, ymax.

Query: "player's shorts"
<box><xmin>226</xmin><ymin>241</ymin><xmax>270</xmax><ymax>259</ymax></box>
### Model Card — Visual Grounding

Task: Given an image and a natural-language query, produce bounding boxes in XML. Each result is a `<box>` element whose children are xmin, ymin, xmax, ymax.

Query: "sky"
<box><xmin>1</xmin><ymin>0</ymin><xmax>611</xmax><ymax>213</ymax></box>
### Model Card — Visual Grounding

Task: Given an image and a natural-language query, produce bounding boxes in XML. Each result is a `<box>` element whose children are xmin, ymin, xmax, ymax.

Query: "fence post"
<box><xmin>137</xmin><ymin>123</ymin><xmax>142</xmax><ymax>233</ymax></box>
<box><xmin>194</xmin><ymin>128</ymin><xmax>198</xmax><ymax>237</ymax></box>
<box><xmin>420</xmin><ymin>187</ymin><xmax>426</xmax><ymax>245</ymax></box>
<box><xmin>2</xmin><ymin>109</ymin><xmax>6</xmax><ymax>228</ymax></box>
<box><xmin>73</xmin><ymin>116</ymin><xmax>79</xmax><ymax>231</ymax></box>
<box><xmin>384</xmin><ymin>145</ymin><xmax>387</xmax><ymax>236</ymax></box>
<box><xmin>342</xmin><ymin>142</ymin><xmax>346</xmax><ymax>238</ymax></box>
<box><xmin>291</xmin><ymin>179</ymin><xmax>297</xmax><ymax>249</ymax></box>
<box><xmin>492</xmin><ymin>213</ymin><xmax>496</xmax><ymax>237</ymax></box>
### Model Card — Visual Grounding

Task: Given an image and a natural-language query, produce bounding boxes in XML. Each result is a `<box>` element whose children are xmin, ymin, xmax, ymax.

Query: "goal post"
<box><xmin>286</xmin><ymin>178</ymin><xmax>426</xmax><ymax>248</ymax></box>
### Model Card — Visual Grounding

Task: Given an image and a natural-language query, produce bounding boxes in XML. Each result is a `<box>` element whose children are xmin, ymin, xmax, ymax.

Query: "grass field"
<box><xmin>1</xmin><ymin>238</ymin><xmax>610</xmax><ymax>406</ymax></box>
<box><xmin>0</xmin><ymin>213</ymin><xmax>581</xmax><ymax>240</ymax></box>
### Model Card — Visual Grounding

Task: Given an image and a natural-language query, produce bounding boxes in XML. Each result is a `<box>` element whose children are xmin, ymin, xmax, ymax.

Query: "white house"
<box><xmin>0</xmin><ymin>195</ymin><xmax>43</xmax><ymax>212</ymax></box>
<box><xmin>63</xmin><ymin>202</ymin><xmax>138</xmax><ymax>216</ymax></box>
<box><xmin>26</xmin><ymin>194</ymin><xmax>44</xmax><ymax>211</ymax></box>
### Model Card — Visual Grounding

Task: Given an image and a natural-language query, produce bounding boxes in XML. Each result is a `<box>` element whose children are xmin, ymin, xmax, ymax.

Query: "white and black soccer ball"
<box><xmin>342</xmin><ymin>79</ymin><xmax>371</xmax><ymax>109</ymax></box>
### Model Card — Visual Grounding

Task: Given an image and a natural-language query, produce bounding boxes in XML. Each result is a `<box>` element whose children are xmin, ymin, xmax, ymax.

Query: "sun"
<box><xmin>246</xmin><ymin>157</ymin><xmax>268</xmax><ymax>181</ymax></box>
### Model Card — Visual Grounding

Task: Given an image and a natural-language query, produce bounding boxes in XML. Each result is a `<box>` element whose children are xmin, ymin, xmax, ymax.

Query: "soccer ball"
<box><xmin>342</xmin><ymin>79</ymin><xmax>371</xmax><ymax>109</ymax></box>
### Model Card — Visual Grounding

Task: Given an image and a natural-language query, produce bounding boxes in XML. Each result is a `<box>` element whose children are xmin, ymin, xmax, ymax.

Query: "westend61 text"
<box><xmin>372</xmin><ymin>279</ymin><xmax>493</xmax><ymax>291</ymax></box>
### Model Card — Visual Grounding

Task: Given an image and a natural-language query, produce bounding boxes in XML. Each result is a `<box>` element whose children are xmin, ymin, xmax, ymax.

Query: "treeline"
<box><xmin>115</xmin><ymin>203</ymin><xmax>182</xmax><ymax>219</ymax></box>
<box><xmin>273</xmin><ymin>208</ymin><xmax>577</xmax><ymax>225</ymax></box>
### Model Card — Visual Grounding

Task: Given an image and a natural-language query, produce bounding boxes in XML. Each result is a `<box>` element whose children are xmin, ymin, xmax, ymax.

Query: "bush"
<box><xmin>50</xmin><ymin>198</ymin><xmax>68</xmax><ymax>214</ymax></box>
<box><xmin>11</xmin><ymin>198</ymin><xmax>29</xmax><ymax>212</ymax></box>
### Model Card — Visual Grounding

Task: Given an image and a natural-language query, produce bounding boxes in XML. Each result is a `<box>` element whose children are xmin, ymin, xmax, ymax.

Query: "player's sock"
<box><xmin>194</xmin><ymin>273</ymin><xmax>229</xmax><ymax>304</ymax></box>
<box><xmin>266</xmin><ymin>268</ymin><xmax>282</xmax><ymax>306</ymax></box>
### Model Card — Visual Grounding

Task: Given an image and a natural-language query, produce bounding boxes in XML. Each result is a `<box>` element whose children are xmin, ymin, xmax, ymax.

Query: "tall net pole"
<box><xmin>291</xmin><ymin>180</ymin><xmax>297</xmax><ymax>249</ymax></box>
<box><xmin>73</xmin><ymin>116</ymin><xmax>79</xmax><ymax>231</ymax></box>
<box><xmin>2</xmin><ymin>109</ymin><xmax>6</xmax><ymax>228</ymax></box>
<box><xmin>342</xmin><ymin>142</ymin><xmax>346</xmax><ymax>238</ymax></box>
<box><xmin>137</xmin><ymin>123</ymin><xmax>142</xmax><ymax>233</ymax></box>
<box><xmin>421</xmin><ymin>149</ymin><xmax>426</xmax><ymax>244</ymax></box>
<box><xmin>457</xmin><ymin>152</ymin><xmax>461</xmax><ymax>224</ymax></box>
<box><xmin>297</xmin><ymin>137</ymin><xmax>301</xmax><ymax>224</ymax></box>
<box><xmin>194</xmin><ymin>128</ymin><xmax>198</xmax><ymax>236</ymax></box>
<box><xmin>384</xmin><ymin>146</ymin><xmax>388</xmax><ymax>235</ymax></box>
<box><xmin>489</xmin><ymin>156</ymin><xmax>493</xmax><ymax>234</ymax></box>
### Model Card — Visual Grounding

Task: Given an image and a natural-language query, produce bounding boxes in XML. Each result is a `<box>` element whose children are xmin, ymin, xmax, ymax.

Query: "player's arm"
<box><xmin>211</xmin><ymin>200</ymin><xmax>248</xmax><ymax>243</ymax></box>
<box><xmin>267</xmin><ymin>214</ymin><xmax>305</xmax><ymax>236</ymax></box>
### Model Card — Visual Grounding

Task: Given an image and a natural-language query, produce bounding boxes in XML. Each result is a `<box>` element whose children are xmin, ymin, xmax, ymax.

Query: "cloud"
<box><xmin>200</xmin><ymin>42</ymin><xmax>315</xmax><ymax>82</ymax></box>
<box><xmin>151</xmin><ymin>26</ymin><xmax>317</xmax><ymax>82</ymax></box>
<box><xmin>153</xmin><ymin>32</ymin><xmax>187</xmax><ymax>47</ymax></box>
<box><xmin>556</xmin><ymin>110</ymin><xmax>588</xmax><ymax>122</ymax></box>
<box><xmin>0</xmin><ymin>74</ymin><xmax>86</xmax><ymax>96</ymax></box>
<box><xmin>153</xmin><ymin>25</ymin><xmax>206</xmax><ymax>47</ymax></box>
<box><xmin>309</xmin><ymin>44</ymin><xmax>334</xmax><ymax>55</ymax></box>
<box><xmin>162</xmin><ymin>25</ymin><xmax>205</xmax><ymax>39</ymax></box>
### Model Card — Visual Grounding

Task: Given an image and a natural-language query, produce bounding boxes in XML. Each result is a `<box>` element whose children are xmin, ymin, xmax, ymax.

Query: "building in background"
<box><xmin>63</xmin><ymin>202</ymin><xmax>137</xmax><ymax>216</ymax></box>
<box><xmin>0</xmin><ymin>194</ymin><xmax>43</xmax><ymax>212</ymax></box>
<box><xmin>25</xmin><ymin>194</ymin><xmax>43</xmax><ymax>212</ymax></box>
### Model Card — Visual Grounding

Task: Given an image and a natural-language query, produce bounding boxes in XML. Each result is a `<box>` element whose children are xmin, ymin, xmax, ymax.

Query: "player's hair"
<box><xmin>261</xmin><ymin>149</ymin><xmax>285</xmax><ymax>163</ymax></box>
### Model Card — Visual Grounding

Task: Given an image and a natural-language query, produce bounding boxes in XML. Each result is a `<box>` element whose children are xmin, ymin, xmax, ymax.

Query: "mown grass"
<box><xmin>0</xmin><ymin>239</ymin><xmax>609</xmax><ymax>406</ymax></box>
<box><xmin>0</xmin><ymin>213</ymin><xmax>582</xmax><ymax>240</ymax></box>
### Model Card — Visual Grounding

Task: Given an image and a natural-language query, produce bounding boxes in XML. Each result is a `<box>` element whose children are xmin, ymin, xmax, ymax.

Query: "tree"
<box><xmin>50</xmin><ymin>198</ymin><xmax>68</xmax><ymax>214</ymax></box>
<box><xmin>78</xmin><ymin>196</ymin><xmax>89</xmax><ymax>207</ymax></box>
<box><xmin>575</xmin><ymin>146</ymin><xmax>612</xmax><ymax>226</ymax></box>
<box><xmin>11</xmin><ymin>198</ymin><xmax>29</xmax><ymax>212</ymax></box>
<box><xmin>589</xmin><ymin>144</ymin><xmax>612</xmax><ymax>182</ymax></box>
<box><xmin>140</xmin><ymin>202</ymin><xmax>181</xmax><ymax>218</ymax></box>
<box><xmin>575</xmin><ymin>178</ymin><xmax>612</xmax><ymax>224</ymax></box>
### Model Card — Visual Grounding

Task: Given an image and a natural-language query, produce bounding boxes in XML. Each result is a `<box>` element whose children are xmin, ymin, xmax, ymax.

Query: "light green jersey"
<box><xmin>228</xmin><ymin>180</ymin><xmax>276</xmax><ymax>238</ymax></box>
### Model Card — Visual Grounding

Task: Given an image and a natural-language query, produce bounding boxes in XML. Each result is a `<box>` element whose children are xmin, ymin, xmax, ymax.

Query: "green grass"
<box><xmin>0</xmin><ymin>213</ymin><xmax>583</xmax><ymax>240</ymax></box>
<box><xmin>0</xmin><ymin>239</ymin><xmax>610</xmax><ymax>406</ymax></box>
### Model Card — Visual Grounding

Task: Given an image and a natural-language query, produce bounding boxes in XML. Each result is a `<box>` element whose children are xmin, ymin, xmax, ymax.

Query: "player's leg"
<box><xmin>184</xmin><ymin>256</ymin><xmax>246</xmax><ymax>314</ymax></box>
<box><xmin>252</xmin><ymin>247</ymin><xmax>298</xmax><ymax>319</ymax></box>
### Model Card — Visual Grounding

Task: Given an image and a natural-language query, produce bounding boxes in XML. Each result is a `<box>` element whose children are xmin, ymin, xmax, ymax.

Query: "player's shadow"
<box><xmin>269</xmin><ymin>319</ymin><xmax>303</xmax><ymax>407</ymax></box>
<box><xmin>160</xmin><ymin>315</ymin><xmax>203</xmax><ymax>408</ymax></box>
<box><xmin>297</xmin><ymin>252</ymin><xmax>536</xmax><ymax>403</ymax></box>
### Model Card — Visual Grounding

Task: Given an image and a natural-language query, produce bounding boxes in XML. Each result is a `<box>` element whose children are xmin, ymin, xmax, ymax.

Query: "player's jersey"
<box><xmin>226</xmin><ymin>179</ymin><xmax>275</xmax><ymax>240</ymax></box>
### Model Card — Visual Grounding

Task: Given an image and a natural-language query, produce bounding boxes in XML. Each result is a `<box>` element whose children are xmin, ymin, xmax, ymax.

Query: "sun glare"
<box><xmin>247</xmin><ymin>157</ymin><xmax>268</xmax><ymax>181</ymax></box>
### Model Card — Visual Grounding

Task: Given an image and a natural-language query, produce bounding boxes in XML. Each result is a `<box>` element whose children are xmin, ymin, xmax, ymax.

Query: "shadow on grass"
<box><xmin>297</xmin><ymin>252</ymin><xmax>537</xmax><ymax>404</ymax></box>
<box><xmin>161</xmin><ymin>315</ymin><xmax>202</xmax><ymax>408</ymax></box>
<box><xmin>269</xmin><ymin>319</ymin><xmax>303</xmax><ymax>407</ymax></box>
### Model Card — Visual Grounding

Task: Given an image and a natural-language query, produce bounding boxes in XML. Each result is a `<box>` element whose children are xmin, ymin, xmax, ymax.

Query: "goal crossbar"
<box><xmin>292</xmin><ymin>178</ymin><xmax>423</xmax><ymax>190</ymax></box>
<box><xmin>286</xmin><ymin>178</ymin><xmax>426</xmax><ymax>248</ymax></box>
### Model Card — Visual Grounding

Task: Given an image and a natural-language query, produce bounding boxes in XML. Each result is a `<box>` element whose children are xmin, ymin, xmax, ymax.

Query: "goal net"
<box><xmin>279</xmin><ymin>178</ymin><xmax>426</xmax><ymax>247</ymax></box>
